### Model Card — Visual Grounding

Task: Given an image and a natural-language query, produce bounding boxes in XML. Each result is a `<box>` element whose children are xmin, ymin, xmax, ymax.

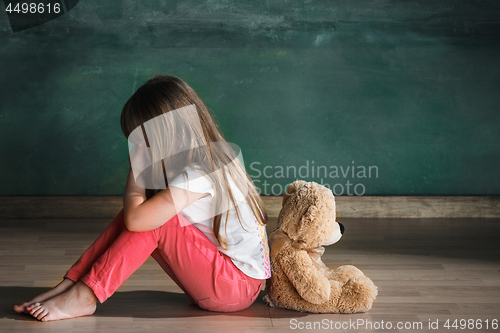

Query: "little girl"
<box><xmin>13</xmin><ymin>74</ymin><xmax>270</xmax><ymax>321</ymax></box>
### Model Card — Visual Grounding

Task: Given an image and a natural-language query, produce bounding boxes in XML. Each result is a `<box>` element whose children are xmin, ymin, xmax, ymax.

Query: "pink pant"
<box><xmin>64</xmin><ymin>209</ymin><xmax>263</xmax><ymax>312</ymax></box>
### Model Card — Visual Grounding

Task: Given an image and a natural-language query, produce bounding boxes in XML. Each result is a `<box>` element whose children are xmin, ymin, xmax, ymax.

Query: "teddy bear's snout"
<box><xmin>338</xmin><ymin>222</ymin><xmax>345</xmax><ymax>234</ymax></box>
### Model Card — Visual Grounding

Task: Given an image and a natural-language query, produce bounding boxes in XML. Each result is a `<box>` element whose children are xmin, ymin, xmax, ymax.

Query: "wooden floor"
<box><xmin>1</xmin><ymin>216</ymin><xmax>499</xmax><ymax>332</ymax></box>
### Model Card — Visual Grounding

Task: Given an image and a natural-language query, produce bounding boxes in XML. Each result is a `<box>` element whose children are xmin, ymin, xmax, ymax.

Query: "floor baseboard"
<box><xmin>0</xmin><ymin>196</ymin><xmax>498</xmax><ymax>219</ymax></box>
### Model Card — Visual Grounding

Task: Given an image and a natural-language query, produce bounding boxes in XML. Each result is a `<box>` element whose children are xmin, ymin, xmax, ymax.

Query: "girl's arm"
<box><xmin>123</xmin><ymin>167</ymin><xmax>208</xmax><ymax>232</ymax></box>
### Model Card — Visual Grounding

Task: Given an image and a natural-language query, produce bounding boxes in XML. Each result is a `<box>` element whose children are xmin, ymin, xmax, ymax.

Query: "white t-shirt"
<box><xmin>168</xmin><ymin>164</ymin><xmax>271</xmax><ymax>280</ymax></box>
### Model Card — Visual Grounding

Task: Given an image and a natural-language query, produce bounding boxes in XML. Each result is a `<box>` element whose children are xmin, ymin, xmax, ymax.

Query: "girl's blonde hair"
<box><xmin>120</xmin><ymin>74</ymin><xmax>267</xmax><ymax>249</ymax></box>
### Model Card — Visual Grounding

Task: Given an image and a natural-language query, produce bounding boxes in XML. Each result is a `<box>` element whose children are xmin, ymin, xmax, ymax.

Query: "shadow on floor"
<box><xmin>333</xmin><ymin>218</ymin><xmax>500</xmax><ymax>262</ymax></box>
<box><xmin>2</xmin><ymin>287</ymin><xmax>308</xmax><ymax>321</ymax></box>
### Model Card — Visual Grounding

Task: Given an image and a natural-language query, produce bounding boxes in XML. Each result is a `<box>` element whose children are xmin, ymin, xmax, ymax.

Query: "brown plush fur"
<box><xmin>263</xmin><ymin>180</ymin><xmax>377</xmax><ymax>313</ymax></box>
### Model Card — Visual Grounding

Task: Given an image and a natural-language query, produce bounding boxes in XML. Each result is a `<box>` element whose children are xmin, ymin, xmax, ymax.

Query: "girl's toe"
<box><xmin>13</xmin><ymin>304</ymin><xmax>25</xmax><ymax>313</ymax></box>
<box><xmin>33</xmin><ymin>306</ymin><xmax>44</xmax><ymax>317</ymax></box>
<box><xmin>37</xmin><ymin>310</ymin><xmax>46</xmax><ymax>320</ymax></box>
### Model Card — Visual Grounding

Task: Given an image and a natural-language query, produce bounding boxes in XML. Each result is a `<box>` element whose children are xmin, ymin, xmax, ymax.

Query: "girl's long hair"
<box><xmin>120</xmin><ymin>74</ymin><xmax>267</xmax><ymax>249</ymax></box>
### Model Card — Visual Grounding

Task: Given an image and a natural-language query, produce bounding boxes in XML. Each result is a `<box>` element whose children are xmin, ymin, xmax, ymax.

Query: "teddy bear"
<box><xmin>263</xmin><ymin>180</ymin><xmax>377</xmax><ymax>313</ymax></box>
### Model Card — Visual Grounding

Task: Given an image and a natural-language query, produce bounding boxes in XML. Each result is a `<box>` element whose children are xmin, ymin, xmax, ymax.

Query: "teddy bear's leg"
<box><xmin>288</xmin><ymin>280</ymin><xmax>345</xmax><ymax>314</ymax></box>
<box><xmin>265</xmin><ymin>277</ymin><xmax>345</xmax><ymax>314</ymax></box>
<box><xmin>319</xmin><ymin>280</ymin><xmax>345</xmax><ymax>313</ymax></box>
<box><xmin>336</xmin><ymin>275</ymin><xmax>378</xmax><ymax>314</ymax></box>
<box><xmin>298</xmin><ymin>280</ymin><xmax>350</xmax><ymax>314</ymax></box>
<box><xmin>266</xmin><ymin>278</ymin><xmax>377</xmax><ymax>314</ymax></box>
<box><xmin>329</xmin><ymin>265</ymin><xmax>365</xmax><ymax>283</ymax></box>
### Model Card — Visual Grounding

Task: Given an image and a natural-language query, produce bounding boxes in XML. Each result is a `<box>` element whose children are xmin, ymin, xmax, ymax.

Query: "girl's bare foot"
<box><xmin>13</xmin><ymin>278</ymin><xmax>75</xmax><ymax>314</ymax></box>
<box><xmin>28</xmin><ymin>281</ymin><xmax>97</xmax><ymax>322</ymax></box>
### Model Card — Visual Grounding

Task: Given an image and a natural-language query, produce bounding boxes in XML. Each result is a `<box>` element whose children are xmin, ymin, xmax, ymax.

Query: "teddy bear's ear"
<box><xmin>296</xmin><ymin>204</ymin><xmax>320</xmax><ymax>242</ymax></box>
<box><xmin>282</xmin><ymin>180</ymin><xmax>308</xmax><ymax>208</ymax></box>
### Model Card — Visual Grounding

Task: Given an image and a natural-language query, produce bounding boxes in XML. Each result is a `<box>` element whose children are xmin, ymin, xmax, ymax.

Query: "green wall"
<box><xmin>0</xmin><ymin>0</ymin><xmax>499</xmax><ymax>195</ymax></box>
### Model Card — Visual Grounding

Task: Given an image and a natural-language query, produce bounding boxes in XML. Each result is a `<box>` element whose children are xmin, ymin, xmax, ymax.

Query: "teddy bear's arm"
<box><xmin>277</xmin><ymin>247</ymin><xmax>331</xmax><ymax>304</ymax></box>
